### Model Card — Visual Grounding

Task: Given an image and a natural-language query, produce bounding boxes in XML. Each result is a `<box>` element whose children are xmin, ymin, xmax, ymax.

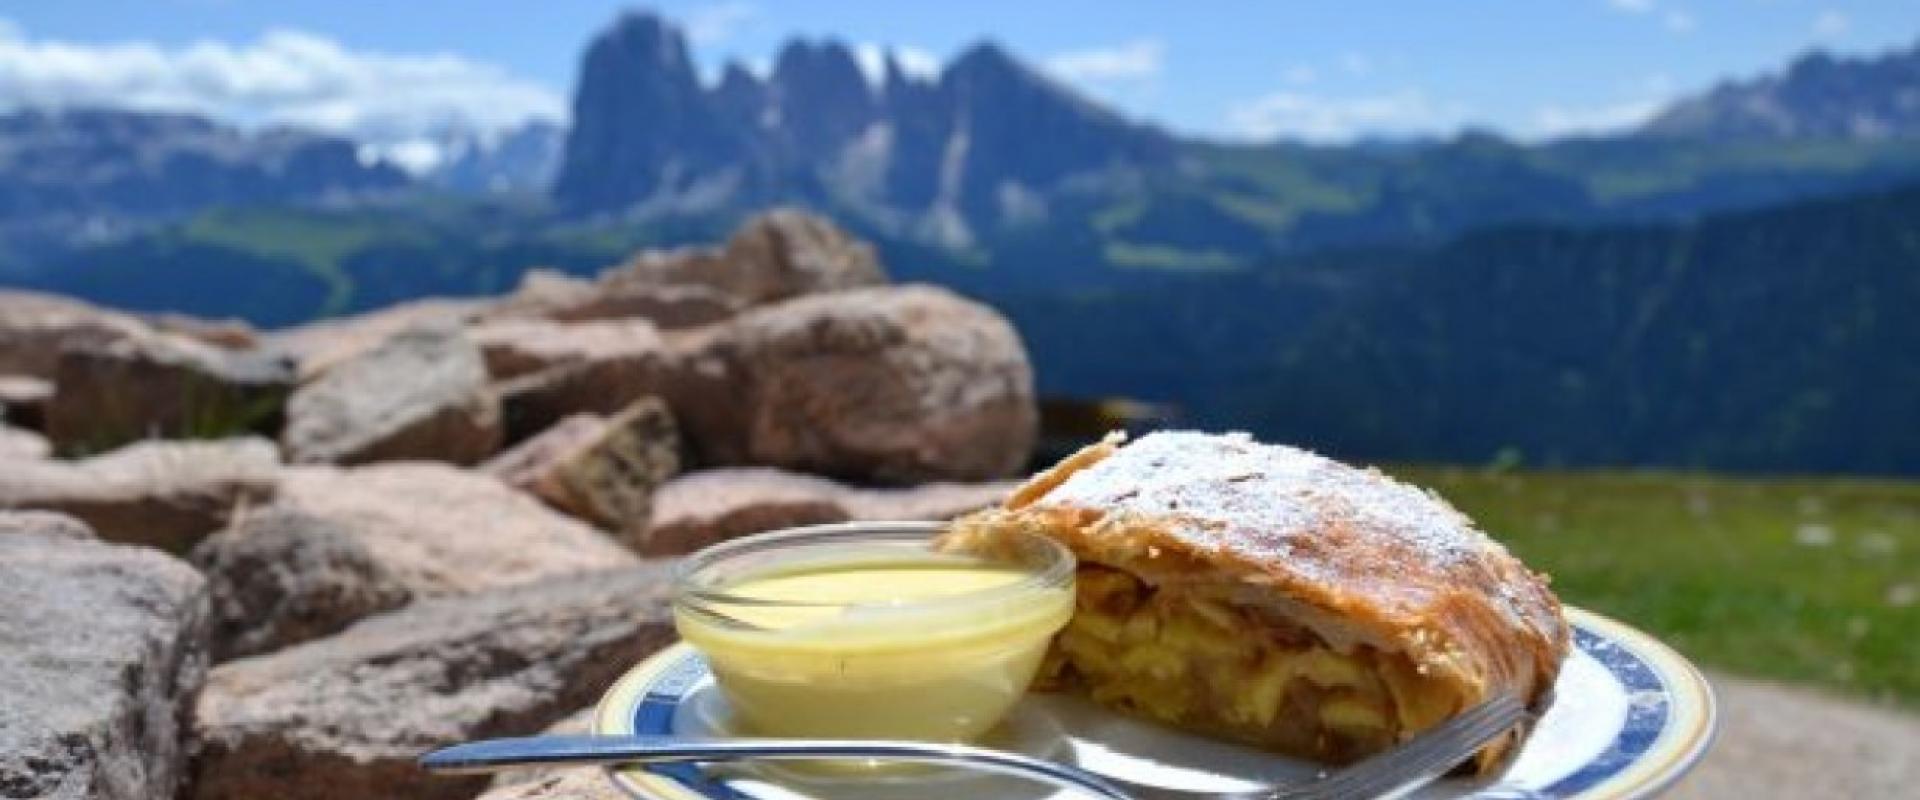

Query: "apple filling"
<box><xmin>1041</xmin><ymin>565</ymin><xmax>1464</xmax><ymax>763</ymax></box>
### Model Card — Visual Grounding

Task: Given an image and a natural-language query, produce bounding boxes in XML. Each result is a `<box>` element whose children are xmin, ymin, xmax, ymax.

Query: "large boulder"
<box><xmin>645</xmin><ymin>467</ymin><xmax>1014</xmax><ymax>556</ymax></box>
<box><xmin>486</xmin><ymin>398</ymin><xmax>681</xmax><ymax>540</ymax></box>
<box><xmin>672</xmin><ymin>285</ymin><xmax>1037</xmax><ymax>483</ymax></box>
<box><xmin>281</xmin><ymin>324</ymin><xmax>502</xmax><ymax>465</ymax></box>
<box><xmin>0</xmin><ymin>422</ymin><xmax>48</xmax><ymax>460</ymax></box>
<box><xmin>0</xmin><ymin>512</ymin><xmax>210</xmax><ymax>800</ymax></box>
<box><xmin>470</xmin><ymin>317</ymin><xmax>666</xmax><ymax>381</ymax></box>
<box><xmin>494</xmin><ymin>336</ymin><xmax>678</xmax><ymax>445</ymax></box>
<box><xmin>189</xmin><ymin>563</ymin><xmax>678</xmax><ymax>800</ymax></box>
<box><xmin>144</xmin><ymin>312</ymin><xmax>260</xmax><ymax>351</ymax></box>
<box><xmin>0</xmin><ymin>374</ymin><xmax>52</xmax><ymax>429</ymax></box>
<box><xmin>604</xmin><ymin>209</ymin><xmax>886</xmax><ymax>308</ymax></box>
<box><xmin>190</xmin><ymin>463</ymin><xmax>638</xmax><ymax>659</ymax></box>
<box><xmin>263</xmin><ymin>298</ymin><xmax>489</xmax><ymax>382</ymax></box>
<box><xmin>489</xmin><ymin>268</ymin><xmax>742</xmax><ymax>329</ymax></box>
<box><xmin>482</xmin><ymin>413</ymin><xmax>608</xmax><ymax>488</ymax></box>
<box><xmin>0</xmin><ymin>290</ymin><xmax>150</xmax><ymax>379</ymax></box>
<box><xmin>0</xmin><ymin>437</ymin><xmax>280</xmax><ymax>552</ymax></box>
<box><xmin>46</xmin><ymin>330</ymin><xmax>294</xmax><ymax>455</ymax></box>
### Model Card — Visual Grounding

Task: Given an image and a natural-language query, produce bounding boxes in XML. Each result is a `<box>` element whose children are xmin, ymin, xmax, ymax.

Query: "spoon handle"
<box><xmin>420</xmin><ymin>734</ymin><xmax>1131</xmax><ymax>799</ymax></box>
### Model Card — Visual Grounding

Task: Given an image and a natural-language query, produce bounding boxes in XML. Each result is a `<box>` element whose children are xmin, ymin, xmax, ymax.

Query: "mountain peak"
<box><xmin>1645</xmin><ymin>36</ymin><xmax>1920</xmax><ymax>141</ymax></box>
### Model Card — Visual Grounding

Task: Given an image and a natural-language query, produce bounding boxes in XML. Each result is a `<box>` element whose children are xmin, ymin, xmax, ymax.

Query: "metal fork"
<box><xmin>420</xmin><ymin>692</ymin><xmax>1526</xmax><ymax>800</ymax></box>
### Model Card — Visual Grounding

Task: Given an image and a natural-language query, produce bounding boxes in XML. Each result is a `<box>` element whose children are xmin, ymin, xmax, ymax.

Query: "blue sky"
<box><xmin>2</xmin><ymin>0</ymin><xmax>1916</xmax><ymax>164</ymax></box>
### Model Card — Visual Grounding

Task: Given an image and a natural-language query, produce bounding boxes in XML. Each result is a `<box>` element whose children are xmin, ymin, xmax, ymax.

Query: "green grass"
<box><xmin>182</xmin><ymin>207</ymin><xmax>431</xmax><ymax>313</ymax></box>
<box><xmin>1391</xmin><ymin>466</ymin><xmax>1920</xmax><ymax>708</ymax></box>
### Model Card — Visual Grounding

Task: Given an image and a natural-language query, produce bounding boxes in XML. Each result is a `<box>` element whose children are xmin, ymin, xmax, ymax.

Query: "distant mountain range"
<box><xmin>0</xmin><ymin>108</ymin><xmax>407</xmax><ymax>271</ymax></box>
<box><xmin>7</xmin><ymin>11</ymin><xmax>1920</xmax><ymax>475</ymax></box>
<box><xmin>1648</xmin><ymin>40</ymin><xmax>1920</xmax><ymax>140</ymax></box>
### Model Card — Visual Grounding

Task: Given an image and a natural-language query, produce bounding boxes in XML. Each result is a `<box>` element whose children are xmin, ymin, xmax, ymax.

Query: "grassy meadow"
<box><xmin>1395</xmin><ymin>466</ymin><xmax>1920</xmax><ymax>708</ymax></box>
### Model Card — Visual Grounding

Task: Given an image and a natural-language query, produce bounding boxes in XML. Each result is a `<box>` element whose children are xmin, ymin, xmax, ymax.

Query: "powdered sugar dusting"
<box><xmin>1040</xmin><ymin>431</ymin><xmax>1495</xmax><ymax>589</ymax></box>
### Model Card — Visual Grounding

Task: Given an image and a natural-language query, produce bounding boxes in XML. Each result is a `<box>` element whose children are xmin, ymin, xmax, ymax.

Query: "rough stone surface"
<box><xmin>0</xmin><ymin>437</ymin><xmax>280</xmax><ymax>552</ymax></box>
<box><xmin>0</xmin><ymin>422</ymin><xmax>49</xmax><ymax>460</ymax></box>
<box><xmin>0</xmin><ymin>514</ymin><xmax>210</xmax><ymax>800</ymax></box>
<box><xmin>144</xmin><ymin>313</ymin><xmax>260</xmax><ymax>350</ymax></box>
<box><xmin>0</xmin><ymin>509</ymin><xmax>95</xmax><ymax>540</ymax></box>
<box><xmin>45</xmin><ymin>328</ymin><xmax>294</xmax><ymax>454</ymax></box>
<box><xmin>264</xmin><ymin>298</ymin><xmax>488</xmax><ymax>381</ymax></box>
<box><xmin>494</xmin><ymin>336</ymin><xmax>677</xmax><ymax>445</ymax></box>
<box><xmin>604</xmin><ymin>209</ymin><xmax>885</xmax><ymax>308</ymax></box>
<box><xmin>1668</xmin><ymin>675</ymin><xmax>1920</xmax><ymax>800</ymax></box>
<box><xmin>520</xmin><ymin>397</ymin><xmax>681</xmax><ymax>539</ymax></box>
<box><xmin>471</xmin><ymin>317</ymin><xmax>666</xmax><ymax>380</ymax></box>
<box><xmin>189</xmin><ymin>563</ymin><xmax>679</xmax><ymax>800</ymax></box>
<box><xmin>490</xmin><ymin>268</ymin><xmax>742</xmax><ymax>329</ymax></box>
<box><xmin>645</xmin><ymin>467</ymin><xmax>1013</xmax><ymax>556</ymax></box>
<box><xmin>673</xmin><ymin>284</ymin><xmax>1037</xmax><ymax>483</ymax></box>
<box><xmin>0</xmin><ymin>290</ymin><xmax>151</xmax><ymax>379</ymax></box>
<box><xmin>482</xmin><ymin>413</ymin><xmax>608</xmax><ymax>488</ymax></box>
<box><xmin>282</xmin><ymin>324</ymin><xmax>502</xmax><ymax>465</ymax></box>
<box><xmin>483</xmin><ymin>708</ymin><xmax>600</xmax><ymax>793</ymax></box>
<box><xmin>475</xmin><ymin>769</ymin><xmax>626</xmax><ymax>800</ymax></box>
<box><xmin>0</xmin><ymin>374</ymin><xmax>53</xmax><ymax>429</ymax></box>
<box><xmin>191</xmin><ymin>463</ymin><xmax>638</xmax><ymax>659</ymax></box>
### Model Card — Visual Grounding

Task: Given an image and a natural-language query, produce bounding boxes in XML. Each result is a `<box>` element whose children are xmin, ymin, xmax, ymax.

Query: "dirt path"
<box><xmin>1665</xmin><ymin>673</ymin><xmax>1918</xmax><ymax>799</ymax></box>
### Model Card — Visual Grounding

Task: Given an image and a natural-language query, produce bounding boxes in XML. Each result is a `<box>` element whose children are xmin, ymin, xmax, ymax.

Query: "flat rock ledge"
<box><xmin>188</xmin><ymin>563</ymin><xmax>679</xmax><ymax>800</ymax></box>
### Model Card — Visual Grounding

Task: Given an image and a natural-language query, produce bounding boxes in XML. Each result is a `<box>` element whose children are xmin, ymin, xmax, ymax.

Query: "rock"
<box><xmin>645</xmin><ymin>467</ymin><xmax>1013</xmax><ymax>556</ymax></box>
<box><xmin>470</xmin><ymin>317</ymin><xmax>666</xmax><ymax>380</ymax></box>
<box><xmin>475</xmin><ymin>770</ymin><xmax>626</xmax><ymax>800</ymax></box>
<box><xmin>674</xmin><ymin>285</ymin><xmax>1037</xmax><ymax>483</ymax></box>
<box><xmin>490</xmin><ymin>268</ymin><xmax>742</xmax><ymax>329</ymax></box>
<box><xmin>0</xmin><ymin>374</ymin><xmax>53</xmax><ymax>429</ymax></box>
<box><xmin>0</xmin><ymin>290</ymin><xmax>150</xmax><ymax>379</ymax></box>
<box><xmin>144</xmin><ymin>312</ymin><xmax>260</xmax><ymax>350</ymax></box>
<box><xmin>484</xmin><ymin>708</ymin><xmax>602</xmax><ymax>793</ymax></box>
<box><xmin>264</xmin><ymin>298</ymin><xmax>489</xmax><ymax>381</ymax></box>
<box><xmin>483</xmin><ymin>413</ymin><xmax>608</xmax><ymax>488</ymax></box>
<box><xmin>604</xmin><ymin>209</ymin><xmax>885</xmax><ymax>308</ymax></box>
<box><xmin>494</xmin><ymin>337</ymin><xmax>677</xmax><ymax>445</ymax></box>
<box><xmin>45</xmin><ymin>329</ymin><xmax>294</xmax><ymax>455</ymax></box>
<box><xmin>191</xmin><ymin>463</ymin><xmax>638</xmax><ymax>660</ymax></box>
<box><xmin>840</xmin><ymin>479</ymin><xmax>1019</xmax><ymax>521</ymax></box>
<box><xmin>189</xmin><ymin>563</ymin><xmax>678</xmax><ymax>800</ymax></box>
<box><xmin>521</xmin><ymin>398</ymin><xmax>680</xmax><ymax>538</ymax></box>
<box><xmin>0</xmin><ymin>423</ymin><xmax>49</xmax><ymax>460</ymax></box>
<box><xmin>0</xmin><ymin>438</ymin><xmax>279</xmax><ymax>552</ymax></box>
<box><xmin>0</xmin><ymin>513</ymin><xmax>210</xmax><ymax>800</ymax></box>
<box><xmin>646</xmin><ymin>468</ymin><xmax>851</xmax><ymax>555</ymax></box>
<box><xmin>281</xmin><ymin>324</ymin><xmax>502</xmax><ymax>465</ymax></box>
<box><xmin>0</xmin><ymin>509</ymin><xmax>95</xmax><ymax>540</ymax></box>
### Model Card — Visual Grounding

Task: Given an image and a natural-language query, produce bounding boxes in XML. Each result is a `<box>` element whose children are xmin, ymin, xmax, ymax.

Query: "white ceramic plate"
<box><xmin>592</xmin><ymin>607</ymin><xmax>1716</xmax><ymax>799</ymax></box>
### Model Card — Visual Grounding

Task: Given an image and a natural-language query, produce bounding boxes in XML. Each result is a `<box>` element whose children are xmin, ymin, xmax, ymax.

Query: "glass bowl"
<box><xmin>671</xmin><ymin>521</ymin><xmax>1075</xmax><ymax>742</ymax></box>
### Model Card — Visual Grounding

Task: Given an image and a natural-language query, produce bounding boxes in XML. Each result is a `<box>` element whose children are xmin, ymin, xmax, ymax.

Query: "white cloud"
<box><xmin>1045</xmin><ymin>39</ymin><xmax>1165</xmax><ymax>84</ymax></box>
<box><xmin>1608</xmin><ymin>0</ymin><xmax>1699</xmax><ymax>34</ymax></box>
<box><xmin>1530</xmin><ymin>98</ymin><xmax>1665</xmax><ymax>139</ymax></box>
<box><xmin>1811</xmin><ymin>10</ymin><xmax>1850</xmax><ymax>40</ymax></box>
<box><xmin>851</xmin><ymin>42</ymin><xmax>941</xmax><ymax>87</ymax></box>
<box><xmin>684</xmin><ymin>3</ymin><xmax>758</xmax><ymax>47</ymax></box>
<box><xmin>0</xmin><ymin>22</ymin><xmax>565</xmax><ymax>172</ymax></box>
<box><xmin>1226</xmin><ymin>89</ymin><xmax>1466</xmax><ymax>142</ymax></box>
<box><xmin>1282</xmin><ymin>65</ymin><xmax>1318</xmax><ymax>86</ymax></box>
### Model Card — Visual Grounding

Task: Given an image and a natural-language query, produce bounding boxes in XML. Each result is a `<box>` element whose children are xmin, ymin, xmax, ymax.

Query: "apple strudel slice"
<box><xmin>943</xmin><ymin>431</ymin><xmax>1568</xmax><ymax>772</ymax></box>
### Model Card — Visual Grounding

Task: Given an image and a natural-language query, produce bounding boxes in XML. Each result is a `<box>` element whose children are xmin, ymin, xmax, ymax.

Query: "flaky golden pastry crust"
<box><xmin>947</xmin><ymin>431</ymin><xmax>1569</xmax><ymax>771</ymax></box>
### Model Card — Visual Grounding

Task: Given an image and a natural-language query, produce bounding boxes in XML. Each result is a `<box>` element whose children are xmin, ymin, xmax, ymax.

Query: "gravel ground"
<box><xmin>1664</xmin><ymin>673</ymin><xmax>1919</xmax><ymax>799</ymax></box>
